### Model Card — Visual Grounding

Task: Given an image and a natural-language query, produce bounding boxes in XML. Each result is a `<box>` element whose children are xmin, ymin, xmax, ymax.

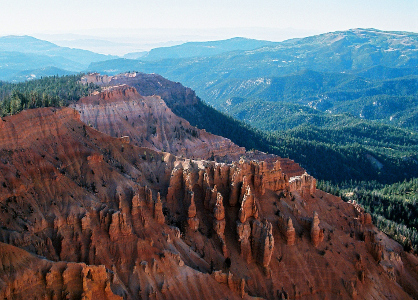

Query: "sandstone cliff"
<box><xmin>72</xmin><ymin>85</ymin><xmax>245</xmax><ymax>162</ymax></box>
<box><xmin>81</xmin><ymin>72</ymin><xmax>199</xmax><ymax>108</ymax></box>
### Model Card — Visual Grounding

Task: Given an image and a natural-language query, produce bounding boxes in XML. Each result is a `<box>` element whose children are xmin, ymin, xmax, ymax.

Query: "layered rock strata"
<box><xmin>72</xmin><ymin>85</ymin><xmax>245</xmax><ymax>162</ymax></box>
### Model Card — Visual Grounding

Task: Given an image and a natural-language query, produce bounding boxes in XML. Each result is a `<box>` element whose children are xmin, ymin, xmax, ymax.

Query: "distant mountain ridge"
<box><xmin>0</xmin><ymin>35</ymin><xmax>277</xmax><ymax>82</ymax></box>
<box><xmin>7</xmin><ymin>66</ymin><xmax>76</xmax><ymax>82</ymax></box>
<box><xmin>0</xmin><ymin>35</ymin><xmax>116</xmax><ymax>81</ymax></box>
<box><xmin>90</xmin><ymin>28</ymin><xmax>418</xmax><ymax>77</ymax></box>
<box><xmin>88</xmin><ymin>28</ymin><xmax>418</xmax><ymax>131</ymax></box>
<box><xmin>138</xmin><ymin>37</ymin><xmax>277</xmax><ymax>61</ymax></box>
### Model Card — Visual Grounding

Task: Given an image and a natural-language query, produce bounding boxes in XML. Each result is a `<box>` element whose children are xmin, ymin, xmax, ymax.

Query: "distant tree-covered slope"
<box><xmin>271</xmin><ymin>122</ymin><xmax>418</xmax><ymax>183</ymax></box>
<box><xmin>6</xmin><ymin>67</ymin><xmax>76</xmax><ymax>83</ymax></box>
<box><xmin>213</xmin><ymin>70</ymin><xmax>418</xmax><ymax>131</ymax></box>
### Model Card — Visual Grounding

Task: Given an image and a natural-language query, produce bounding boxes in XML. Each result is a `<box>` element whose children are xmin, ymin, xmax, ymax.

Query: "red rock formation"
<box><xmin>0</xmin><ymin>94</ymin><xmax>417</xmax><ymax>299</ymax></box>
<box><xmin>81</xmin><ymin>72</ymin><xmax>199</xmax><ymax>108</ymax></box>
<box><xmin>251</xmin><ymin>219</ymin><xmax>274</xmax><ymax>270</ymax></box>
<box><xmin>289</xmin><ymin>172</ymin><xmax>316</xmax><ymax>196</ymax></box>
<box><xmin>81</xmin><ymin>72</ymin><xmax>113</xmax><ymax>85</ymax></box>
<box><xmin>154</xmin><ymin>192</ymin><xmax>165</xmax><ymax>225</ymax></box>
<box><xmin>0</xmin><ymin>242</ymin><xmax>123</xmax><ymax>300</ymax></box>
<box><xmin>310</xmin><ymin>211</ymin><xmax>323</xmax><ymax>247</ymax></box>
<box><xmin>278</xmin><ymin>213</ymin><xmax>295</xmax><ymax>246</ymax></box>
<box><xmin>109</xmin><ymin>211</ymin><xmax>133</xmax><ymax>238</ymax></box>
<box><xmin>213</xmin><ymin>193</ymin><xmax>225</xmax><ymax>229</ymax></box>
<box><xmin>238</xmin><ymin>185</ymin><xmax>259</xmax><ymax>223</ymax></box>
<box><xmin>213</xmin><ymin>193</ymin><xmax>227</xmax><ymax>257</ymax></box>
<box><xmin>364</xmin><ymin>229</ymin><xmax>384</xmax><ymax>262</ymax></box>
<box><xmin>285</xmin><ymin>217</ymin><xmax>296</xmax><ymax>246</ymax></box>
<box><xmin>236</xmin><ymin>221</ymin><xmax>252</xmax><ymax>263</ymax></box>
<box><xmin>187</xmin><ymin>192</ymin><xmax>199</xmax><ymax>231</ymax></box>
<box><xmin>212</xmin><ymin>271</ymin><xmax>246</xmax><ymax>298</ymax></box>
<box><xmin>364</xmin><ymin>213</ymin><xmax>372</xmax><ymax>225</ymax></box>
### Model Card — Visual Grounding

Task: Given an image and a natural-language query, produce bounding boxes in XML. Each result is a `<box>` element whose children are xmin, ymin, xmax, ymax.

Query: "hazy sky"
<box><xmin>1</xmin><ymin>0</ymin><xmax>416</xmax><ymax>54</ymax></box>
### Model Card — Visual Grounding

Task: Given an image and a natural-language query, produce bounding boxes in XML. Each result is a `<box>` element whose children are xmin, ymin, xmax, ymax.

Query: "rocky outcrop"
<box><xmin>212</xmin><ymin>271</ymin><xmax>246</xmax><ymax>298</ymax></box>
<box><xmin>81</xmin><ymin>72</ymin><xmax>199</xmax><ymax>108</ymax></box>
<box><xmin>213</xmin><ymin>193</ymin><xmax>227</xmax><ymax>257</ymax></box>
<box><xmin>238</xmin><ymin>184</ymin><xmax>259</xmax><ymax>223</ymax></box>
<box><xmin>278</xmin><ymin>216</ymin><xmax>296</xmax><ymax>246</ymax></box>
<box><xmin>154</xmin><ymin>192</ymin><xmax>165</xmax><ymax>225</ymax></box>
<box><xmin>350</xmin><ymin>200</ymin><xmax>373</xmax><ymax>228</ymax></box>
<box><xmin>289</xmin><ymin>172</ymin><xmax>316</xmax><ymax>196</ymax></box>
<box><xmin>81</xmin><ymin>72</ymin><xmax>113</xmax><ymax>85</ymax></box>
<box><xmin>286</xmin><ymin>218</ymin><xmax>296</xmax><ymax>246</ymax></box>
<box><xmin>237</xmin><ymin>221</ymin><xmax>252</xmax><ymax>263</ymax></box>
<box><xmin>109</xmin><ymin>211</ymin><xmax>133</xmax><ymax>238</ymax></box>
<box><xmin>252</xmin><ymin>219</ymin><xmax>274</xmax><ymax>270</ymax></box>
<box><xmin>310</xmin><ymin>211</ymin><xmax>323</xmax><ymax>247</ymax></box>
<box><xmin>213</xmin><ymin>193</ymin><xmax>226</xmax><ymax>237</ymax></box>
<box><xmin>0</xmin><ymin>243</ymin><xmax>123</xmax><ymax>300</ymax></box>
<box><xmin>364</xmin><ymin>230</ymin><xmax>384</xmax><ymax>262</ymax></box>
<box><xmin>187</xmin><ymin>192</ymin><xmax>199</xmax><ymax>231</ymax></box>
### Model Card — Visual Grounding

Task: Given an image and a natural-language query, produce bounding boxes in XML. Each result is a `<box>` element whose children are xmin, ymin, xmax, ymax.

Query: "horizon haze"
<box><xmin>0</xmin><ymin>0</ymin><xmax>416</xmax><ymax>55</ymax></box>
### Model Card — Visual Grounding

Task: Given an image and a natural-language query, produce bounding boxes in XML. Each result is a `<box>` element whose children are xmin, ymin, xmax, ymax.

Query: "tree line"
<box><xmin>318</xmin><ymin>179</ymin><xmax>418</xmax><ymax>252</ymax></box>
<box><xmin>0</xmin><ymin>74</ymin><xmax>99</xmax><ymax>116</ymax></box>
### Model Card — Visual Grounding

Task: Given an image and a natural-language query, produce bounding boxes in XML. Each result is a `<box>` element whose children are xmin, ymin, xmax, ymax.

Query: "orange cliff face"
<box><xmin>81</xmin><ymin>72</ymin><xmax>199</xmax><ymax>108</ymax></box>
<box><xmin>72</xmin><ymin>84</ymin><xmax>246</xmax><ymax>162</ymax></box>
<box><xmin>0</xmin><ymin>77</ymin><xmax>417</xmax><ymax>299</ymax></box>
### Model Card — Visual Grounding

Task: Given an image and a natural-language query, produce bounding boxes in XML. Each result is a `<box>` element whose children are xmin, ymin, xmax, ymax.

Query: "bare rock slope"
<box><xmin>72</xmin><ymin>84</ymin><xmax>245</xmax><ymax>162</ymax></box>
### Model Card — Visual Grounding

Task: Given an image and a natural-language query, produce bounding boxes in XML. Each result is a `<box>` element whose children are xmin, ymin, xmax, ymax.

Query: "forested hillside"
<box><xmin>319</xmin><ymin>179</ymin><xmax>418</xmax><ymax>252</ymax></box>
<box><xmin>215</xmin><ymin>71</ymin><xmax>418</xmax><ymax>132</ymax></box>
<box><xmin>0</xmin><ymin>74</ymin><xmax>99</xmax><ymax>116</ymax></box>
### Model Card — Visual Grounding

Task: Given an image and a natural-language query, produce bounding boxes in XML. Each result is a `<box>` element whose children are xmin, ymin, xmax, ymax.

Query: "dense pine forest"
<box><xmin>0</xmin><ymin>74</ymin><xmax>99</xmax><ymax>116</ymax></box>
<box><xmin>318</xmin><ymin>179</ymin><xmax>418</xmax><ymax>252</ymax></box>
